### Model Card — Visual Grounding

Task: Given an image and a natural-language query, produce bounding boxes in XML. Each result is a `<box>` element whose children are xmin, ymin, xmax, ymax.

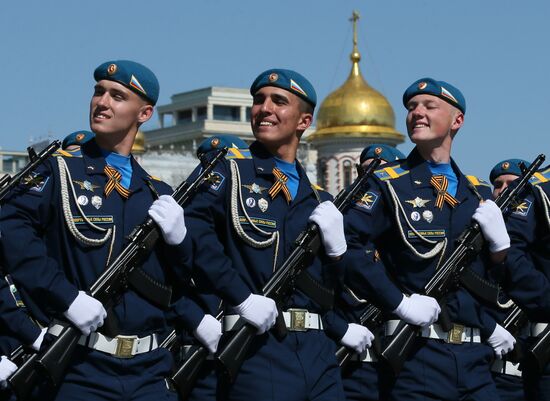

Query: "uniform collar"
<box><xmin>80</xmin><ymin>140</ymin><xmax>149</xmax><ymax>194</ymax></box>
<box><xmin>406</xmin><ymin>147</ymin><xmax>473</xmax><ymax>202</ymax></box>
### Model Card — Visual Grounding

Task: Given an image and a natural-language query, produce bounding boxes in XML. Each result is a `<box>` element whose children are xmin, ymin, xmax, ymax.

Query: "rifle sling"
<box><xmin>294</xmin><ymin>270</ymin><xmax>334</xmax><ymax>311</ymax></box>
<box><xmin>459</xmin><ymin>267</ymin><xmax>500</xmax><ymax>306</ymax></box>
<box><xmin>127</xmin><ymin>267</ymin><xmax>172</xmax><ymax>309</ymax></box>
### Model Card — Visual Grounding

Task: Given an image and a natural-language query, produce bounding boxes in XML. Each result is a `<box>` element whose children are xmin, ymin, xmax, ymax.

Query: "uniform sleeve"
<box><xmin>0</xmin><ymin>162</ymin><xmax>79</xmax><ymax>314</ymax></box>
<box><xmin>343</xmin><ymin>179</ymin><xmax>404</xmax><ymax>311</ymax></box>
<box><xmin>0</xmin><ymin>278</ymin><xmax>41</xmax><ymax>345</ymax></box>
<box><xmin>184</xmin><ymin>162</ymin><xmax>251</xmax><ymax>306</ymax></box>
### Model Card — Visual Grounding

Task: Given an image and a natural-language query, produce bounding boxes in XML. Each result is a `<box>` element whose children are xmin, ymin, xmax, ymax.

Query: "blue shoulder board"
<box><xmin>466</xmin><ymin>175</ymin><xmax>491</xmax><ymax>188</ymax></box>
<box><xmin>530</xmin><ymin>167</ymin><xmax>550</xmax><ymax>186</ymax></box>
<box><xmin>374</xmin><ymin>164</ymin><xmax>409</xmax><ymax>181</ymax></box>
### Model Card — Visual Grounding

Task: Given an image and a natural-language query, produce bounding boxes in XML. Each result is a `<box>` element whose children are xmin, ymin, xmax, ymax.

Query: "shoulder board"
<box><xmin>225</xmin><ymin>147</ymin><xmax>252</xmax><ymax>160</ymax></box>
<box><xmin>374</xmin><ymin>164</ymin><xmax>409</xmax><ymax>181</ymax></box>
<box><xmin>466</xmin><ymin>175</ymin><xmax>491</xmax><ymax>187</ymax></box>
<box><xmin>311</xmin><ymin>183</ymin><xmax>324</xmax><ymax>191</ymax></box>
<box><xmin>147</xmin><ymin>175</ymin><xmax>163</xmax><ymax>182</ymax></box>
<box><xmin>530</xmin><ymin>167</ymin><xmax>550</xmax><ymax>186</ymax></box>
<box><xmin>53</xmin><ymin>149</ymin><xmax>80</xmax><ymax>158</ymax></box>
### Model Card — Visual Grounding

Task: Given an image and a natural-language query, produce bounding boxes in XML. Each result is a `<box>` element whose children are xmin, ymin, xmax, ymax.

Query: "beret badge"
<box><xmin>75</xmin><ymin>133</ymin><xmax>85</xmax><ymax>142</ymax></box>
<box><xmin>210</xmin><ymin>138</ymin><xmax>220</xmax><ymax>148</ymax></box>
<box><xmin>375</xmin><ymin>147</ymin><xmax>383</xmax><ymax>155</ymax></box>
<box><xmin>418</xmin><ymin>82</ymin><xmax>428</xmax><ymax>90</ymax></box>
<box><xmin>502</xmin><ymin>162</ymin><xmax>510</xmax><ymax>170</ymax></box>
<box><xmin>268</xmin><ymin>73</ymin><xmax>279</xmax><ymax>82</ymax></box>
<box><xmin>107</xmin><ymin>64</ymin><xmax>117</xmax><ymax>75</ymax></box>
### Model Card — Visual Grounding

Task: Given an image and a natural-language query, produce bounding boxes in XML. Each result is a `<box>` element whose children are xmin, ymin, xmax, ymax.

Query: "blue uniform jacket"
<box><xmin>503</xmin><ymin>178</ymin><xmax>550</xmax><ymax>320</ymax></box>
<box><xmin>0</xmin><ymin>140</ymin><xmax>192</xmax><ymax>336</ymax></box>
<box><xmin>184</xmin><ymin>141</ymin><xmax>347</xmax><ymax>339</ymax></box>
<box><xmin>344</xmin><ymin>147</ymin><xmax>498</xmax><ymax>338</ymax></box>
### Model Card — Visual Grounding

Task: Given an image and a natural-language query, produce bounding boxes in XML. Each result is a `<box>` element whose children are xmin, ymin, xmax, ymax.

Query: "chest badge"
<box><xmin>410</xmin><ymin>211</ymin><xmax>421</xmax><ymax>221</ymax></box>
<box><xmin>77</xmin><ymin>195</ymin><xmax>89</xmax><ymax>206</ymax></box>
<box><xmin>258</xmin><ymin>198</ymin><xmax>269</xmax><ymax>212</ymax></box>
<box><xmin>406</xmin><ymin>197</ymin><xmax>430</xmax><ymax>208</ymax></box>
<box><xmin>243</xmin><ymin>183</ymin><xmax>267</xmax><ymax>194</ymax></box>
<box><xmin>91</xmin><ymin>195</ymin><xmax>103</xmax><ymax>210</ymax></box>
<box><xmin>246</xmin><ymin>197</ymin><xmax>256</xmax><ymax>208</ymax></box>
<box><xmin>414</xmin><ymin>180</ymin><xmax>422</xmax><ymax>185</ymax></box>
<box><xmin>422</xmin><ymin>210</ymin><xmax>434</xmax><ymax>223</ymax></box>
<box><xmin>74</xmin><ymin>180</ymin><xmax>100</xmax><ymax>192</ymax></box>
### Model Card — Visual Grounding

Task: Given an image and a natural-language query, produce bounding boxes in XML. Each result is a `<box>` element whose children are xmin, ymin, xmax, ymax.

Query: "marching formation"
<box><xmin>0</xmin><ymin>59</ymin><xmax>548</xmax><ymax>401</ymax></box>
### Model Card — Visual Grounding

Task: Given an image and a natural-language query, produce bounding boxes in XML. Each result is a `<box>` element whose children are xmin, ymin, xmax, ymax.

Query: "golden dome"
<box><xmin>132</xmin><ymin>130</ymin><xmax>146</xmax><ymax>154</ymax></box>
<box><xmin>309</xmin><ymin>12</ymin><xmax>404</xmax><ymax>143</ymax></box>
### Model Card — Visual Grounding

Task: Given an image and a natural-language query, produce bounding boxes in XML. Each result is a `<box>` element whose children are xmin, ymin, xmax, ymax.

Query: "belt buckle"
<box><xmin>447</xmin><ymin>324</ymin><xmax>464</xmax><ymax>344</ymax></box>
<box><xmin>115</xmin><ymin>335</ymin><xmax>138</xmax><ymax>358</ymax></box>
<box><xmin>288</xmin><ymin>309</ymin><xmax>308</xmax><ymax>332</ymax></box>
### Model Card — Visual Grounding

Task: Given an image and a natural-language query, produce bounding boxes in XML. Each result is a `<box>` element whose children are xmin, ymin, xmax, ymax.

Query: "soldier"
<box><xmin>61</xmin><ymin>130</ymin><xmax>95</xmax><ymax>153</ymax></box>
<box><xmin>0</xmin><ymin>60</ymin><xmax>190</xmax><ymax>400</ymax></box>
<box><xmin>359</xmin><ymin>143</ymin><xmax>405</xmax><ymax>170</ymax></box>
<box><xmin>501</xmin><ymin>163</ymin><xmax>550</xmax><ymax>401</ymax></box>
<box><xmin>184</xmin><ymin>68</ymin><xmax>370</xmax><ymax>401</ymax></box>
<box><xmin>343</xmin><ymin>77</ymin><xmax>516</xmax><ymax>400</ymax></box>
<box><xmin>490</xmin><ymin>159</ymin><xmax>528</xmax><ymax>198</ymax></box>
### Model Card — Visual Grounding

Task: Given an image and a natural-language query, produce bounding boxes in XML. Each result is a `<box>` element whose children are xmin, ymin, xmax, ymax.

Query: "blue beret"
<box><xmin>197</xmin><ymin>134</ymin><xmax>248</xmax><ymax>157</ymax></box>
<box><xmin>359</xmin><ymin>144</ymin><xmax>405</xmax><ymax>164</ymax></box>
<box><xmin>94</xmin><ymin>60</ymin><xmax>159</xmax><ymax>105</ymax></box>
<box><xmin>62</xmin><ymin>130</ymin><xmax>95</xmax><ymax>149</ymax></box>
<box><xmin>403</xmin><ymin>77</ymin><xmax>466</xmax><ymax>114</ymax></box>
<box><xmin>489</xmin><ymin>159</ymin><xmax>528</xmax><ymax>184</ymax></box>
<box><xmin>250</xmin><ymin>68</ymin><xmax>317</xmax><ymax>108</ymax></box>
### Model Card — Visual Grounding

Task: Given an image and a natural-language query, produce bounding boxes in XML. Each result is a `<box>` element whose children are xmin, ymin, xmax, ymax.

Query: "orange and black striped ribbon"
<box><xmin>430</xmin><ymin>175</ymin><xmax>459</xmax><ymax>209</ymax></box>
<box><xmin>268</xmin><ymin>167</ymin><xmax>292</xmax><ymax>203</ymax></box>
<box><xmin>104</xmin><ymin>165</ymin><xmax>131</xmax><ymax>199</ymax></box>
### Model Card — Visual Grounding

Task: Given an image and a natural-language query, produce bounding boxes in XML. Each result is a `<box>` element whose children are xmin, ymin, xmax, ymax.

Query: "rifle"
<box><xmin>500</xmin><ymin>304</ymin><xmax>528</xmax><ymax>363</ymax></box>
<box><xmin>0</xmin><ymin>140</ymin><xmax>61</xmax><ymax>201</ymax></box>
<box><xmin>8</xmin><ymin>147</ymin><xmax>228</xmax><ymax>394</ymax></box>
<box><xmin>525</xmin><ymin>323</ymin><xmax>550</xmax><ymax>373</ymax></box>
<box><xmin>335</xmin><ymin>304</ymin><xmax>383</xmax><ymax>367</ymax></box>
<box><xmin>161</xmin><ymin>311</ymin><xmax>223</xmax><ymax>399</ymax></box>
<box><xmin>217</xmin><ymin>158</ymin><xmax>382</xmax><ymax>382</ymax></box>
<box><xmin>379</xmin><ymin>154</ymin><xmax>546</xmax><ymax>376</ymax></box>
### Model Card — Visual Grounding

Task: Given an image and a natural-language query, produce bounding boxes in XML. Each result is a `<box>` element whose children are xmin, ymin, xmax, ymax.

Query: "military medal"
<box><xmin>422</xmin><ymin>210</ymin><xmax>434</xmax><ymax>223</ymax></box>
<box><xmin>77</xmin><ymin>195</ymin><xmax>89</xmax><ymax>206</ymax></box>
<box><xmin>258</xmin><ymin>198</ymin><xmax>269</xmax><ymax>212</ymax></box>
<box><xmin>410</xmin><ymin>211</ymin><xmax>421</xmax><ymax>221</ymax></box>
<box><xmin>406</xmin><ymin>197</ymin><xmax>430</xmax><ymax>208</ymax></box>
<box><xmin>74</xmin><ymin>180</ymin><xmax>100</xmax><ymax>192</ymax></box>
<box><xmin>242</xmin><ymin>183</ymin><xmax>267</xmax><ymax>194</ymax></box>
<box><xmin>246</xmin><ymin>197</ymin><xmax>256</xmax><ymax>208</ymax></box>
<box><xmin>91</xmin><ymin>195</ymin><xmax>102</xmax><ymax>210</ymax></box>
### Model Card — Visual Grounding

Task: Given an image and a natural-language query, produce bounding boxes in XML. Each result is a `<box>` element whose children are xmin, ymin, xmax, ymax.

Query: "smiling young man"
<box><xmin>0</xmin><ymin>60</ymin><xmax>191</xmax><ymax>400</ymax></box>
<box><xmin>343</xmin><ymin>77</ymin><xmax>516</xmax><ymax>400</ymax></box>
<box><xmin>183</xmin><ymin>68</ymin><xmax>372</xmax><ymax>401</ymax></box>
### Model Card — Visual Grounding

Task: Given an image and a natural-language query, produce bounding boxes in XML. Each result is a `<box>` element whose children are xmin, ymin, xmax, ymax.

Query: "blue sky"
<box><xmin>1</xmin><ymin>1</ymin><xmax>549</xmax><ymax>180</ymax></box>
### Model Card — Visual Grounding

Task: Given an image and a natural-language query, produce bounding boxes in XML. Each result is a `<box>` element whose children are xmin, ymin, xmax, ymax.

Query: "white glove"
<box><xmin>31</xmin><ymin>327</ymin><xmax>47</xmax><ymax>351</ymax></box>
<box><xmin>63</xmin><ymin>291</ymin><xmax>107</xmax><ymax>336</ymax></box>
<box><xmin>308</xmin><ymin>201</ymin><xmax>347</xmax><ymax>257</ymax></box>
<box><xmin>234</xmin><ymin>294</ymin><xmax>278</xmax><ymax>335</ymax></box>
<box><xmin>148</xmin><ymin>195</ymin><xmax>187</xmax><ymax>245</ymax></box>
<box><xmin>193</xmin><ymin>314</ymin><xmax>222</xmax><ymax>354</ymax></box>
<box><xmin>487</xmin><ymin>323</ymin><xmax>516</xmax><ymax>359</ymax></box>
<box><xmin>393</xmin><ymin>294</ymin><xmax>441</xmax><ymax>327</ymax></box>
<box><xmin>472</xmin><ymin>200</ymin><xmax>510</xmax><ymax>253</ymax></box>
<box><xmin>0</xmin><ymin>356</ymin><xmax>17</xmax><ymax>388</ymax></box>
<box><xmin>340</xmin><ymin>323</ymin><xmax>374</xmax><ymax>353</ymax></box>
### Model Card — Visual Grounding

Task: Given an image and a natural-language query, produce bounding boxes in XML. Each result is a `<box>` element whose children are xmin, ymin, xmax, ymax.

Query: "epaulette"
<box><xmin>225</xmin><ymin>147</ymin><xmax>252</xmax><ymax>160</ymax></box>
<box><xmin>530</xmin><ymin>167</ymin><xmax>550</xmax><ymax>186</ymax></box>
<box><xmin>311</xmin><ymin>183</ymin><xmax>324</xmax><ymax>191</ymax></box>
<box><xmin>147</xmin><ymin>175</ymin><xmax>163</xmax><ymax>182</ymax></box>
<box><xmin>374</xmin><ymin>164</ymin><xmax>409</xmax><ymax>181</ymax></box>
<box><xmin>53</xmin><ymin>149</ymin><xmax>79</xmax><ymax>158</ymax></box>
<box><xmin>466</xmin><ymin>175</ymin><xmax>491</xmax><ymax>188</ymax></box>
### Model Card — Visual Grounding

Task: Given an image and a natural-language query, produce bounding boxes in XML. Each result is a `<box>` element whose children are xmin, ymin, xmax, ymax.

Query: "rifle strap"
<box><xmin>294</xmin><ymin>270</ymin><xmax>334</xmax><ymax>311</ymax></box>
<box><xmin>127</xmin><ymin>267</ymin><xmax>172</xmax><ymax>309</ymax></box>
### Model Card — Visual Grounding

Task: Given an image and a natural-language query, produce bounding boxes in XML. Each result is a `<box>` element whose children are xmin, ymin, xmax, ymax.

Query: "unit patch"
<box><xmin>511</xmin><ymin>199</ymin><xmax>532</xmax><ymax>217</ymax></box>
<box><xmin>207</xmin><ymin>172</ymin><xmax>225</xmax><ymax>191</ymax></box>
<box><xmin>22</xmin><ymin>172</ymin><xmax>49</xmax><ymax>192</ymax></box>
<box><xmin>355</xmin><ymin>191</ymin><xmax>379</xmax><ymax>212</ymax></box>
